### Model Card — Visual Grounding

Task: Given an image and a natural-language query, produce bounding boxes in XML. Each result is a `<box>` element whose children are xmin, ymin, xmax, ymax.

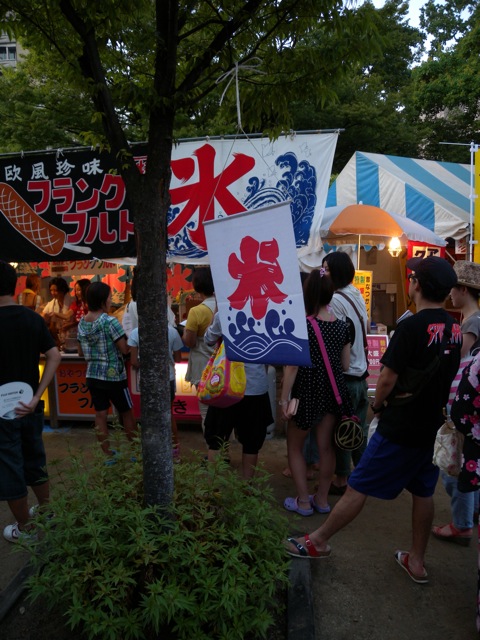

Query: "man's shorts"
<box><xmin>0</xmin><ymin>402</ymin><xmax>48</xmax><ymax>501</ymax></box>
<box><xmin>86</xmin><ymin>379</ymin><xmax>133</xmax><ymax>414</ymax></box>
<box><xmin>348</xmin><ymin>431</ymin><xmax>439</xmax><ymax>499</ymax></box>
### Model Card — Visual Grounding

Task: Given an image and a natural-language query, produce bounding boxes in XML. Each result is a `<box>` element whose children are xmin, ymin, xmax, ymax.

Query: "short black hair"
<box><xmin>303</xmin><ymin>269</ymin><xmax>334</xmax><ymax>316</ymax></box>
<box><xmin>86</xmin><ymin>282</ymin><xmax>111</xmax><ymax>311</ymax></box>
<box><xmin>0</xmin><ymin>261</ymin><xmax>17</xmax><ymax>296</ymax></box>
<box><xmin>49</xmin><ymin>277</ymin><xmax>70</xmax><ymax>295</ymax></box>
<box><xmin>192</xmin><ymin>267</ymin><xmax>214</xmax><ymax>296</ymax></box>
<box><xmin>322</xmin><ymin>252</ymin><xmax>355</xmax><ymax>290</ymax></box>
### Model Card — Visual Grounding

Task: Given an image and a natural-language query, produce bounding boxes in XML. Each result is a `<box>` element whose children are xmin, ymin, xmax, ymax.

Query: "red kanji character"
<box><xmin>228</xmin><ymin>236</ymin><xmax>287</xmax><ymax>320</ymax></box>
<box><xmin>134</xmin><ymin>156</ymin><xmax>147</xmax><ymax>174</ymax></box>
<box><xmin>84</xmin><ymin>216</ymin><xmax>99</xmax><ymax>244</ymax></box>
<box><xmin>98</xmin><ymin>211</ymin><xmax>117</xmax><ymax>243</ymax></box>
<box><xmin>77</xmin><ymin>186</ymin><xmax>100</xmax><ymax>212</ymax></box>
<box><xmin>52</xmin><ymin>177</ymin><xmax>75</xmax><ymax>213</ymax></box>
<box><xmin>426</xmin><ymin>323</ymin><xmax>445</xmax><ymax>346</ymax></box>
<box><xmin>168</xmin><ymin>144</ymin><xmax>255</xmax><ymax>249</ymax></box>
<box><xmin>28</xmin><ymin>180</ymin><xmax>51</xmax><ymax>214</ymax></box>
<box><xmin>63</xmin><ymin>213</ymin><xmax>88</xmax><ymax>244</ymax></box>
<box><xmin>119</xmin><ymin>209</ymin><xmax>134</xmax><ymax>241</ymax></box>
<box><xmin>100</xmin><ymin>174</ymin><xmax>126</xmax><ymax>209</ymax></box>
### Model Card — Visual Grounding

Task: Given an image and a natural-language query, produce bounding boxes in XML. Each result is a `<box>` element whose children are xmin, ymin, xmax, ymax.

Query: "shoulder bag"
<box><xmin>307</xmin><ymin>316</ymin><xmax>364</xmax><ymax>451</ymax></box>
<box><xmin>433</xmin><ymin>412</ymin><xmax>464</xmax><ymax>477</ymax></box>
<box><xmin>197</xmin><ymin>340</ymin><xmax>246</xmax><ymax>408</ymax></box>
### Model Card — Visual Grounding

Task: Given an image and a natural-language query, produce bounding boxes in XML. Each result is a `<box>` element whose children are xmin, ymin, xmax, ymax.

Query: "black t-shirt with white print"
<box><xmin>377</xmin><ymin>308</ymin><xmax>461</xmax><ymax>448</ymax></box>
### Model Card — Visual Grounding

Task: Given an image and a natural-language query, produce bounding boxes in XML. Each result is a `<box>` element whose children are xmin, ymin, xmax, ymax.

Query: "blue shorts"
<box><xmin>87</xmin><ymin>379</ymin><xmax>133</xmax><ymax>414</ymax></box>
<box><xmin>348</xmin><ymin>431</ymin><xmax>439</xmax><ymax>499</ymax></box>
<box><xmin>0</xmin><ymin>402</ymin><xmax>48</xmax><ymax>501</ymax></box>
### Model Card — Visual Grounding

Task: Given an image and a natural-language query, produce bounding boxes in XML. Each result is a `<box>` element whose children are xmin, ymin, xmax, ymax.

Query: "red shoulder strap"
<box><xmin>307</xmin><ymin>316</ymin><xmax>342</xmax><ymax>406</ymax></box>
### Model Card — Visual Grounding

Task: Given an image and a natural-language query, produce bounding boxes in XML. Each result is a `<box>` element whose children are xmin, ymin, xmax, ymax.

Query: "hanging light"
<box><xmin>388</xmin><ymin>237</ymin><xmax>402</xmax><ymax>258</ymax></box>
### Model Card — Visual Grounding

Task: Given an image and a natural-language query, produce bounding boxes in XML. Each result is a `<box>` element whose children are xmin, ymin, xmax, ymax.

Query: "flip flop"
<box><xmin>394</xmin><ymin>550</ymin><xmax>428</xmax><ymax>584</ymax></box>
<box><xmin>285</xmin><ymin>534</ymin><xmax>331</xmax><ymax>559</ymax></box>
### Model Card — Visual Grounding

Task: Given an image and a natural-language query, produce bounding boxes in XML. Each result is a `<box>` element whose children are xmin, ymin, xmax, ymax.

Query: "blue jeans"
<box><xmin>335</xmin><ymin>378</ymin><xmax>369</xmax><ymax>476</ymax></box>
<box><xmin>442</xmin><ymin>472</ymin><xmax>479</xmax><ymax>529</ymax></box>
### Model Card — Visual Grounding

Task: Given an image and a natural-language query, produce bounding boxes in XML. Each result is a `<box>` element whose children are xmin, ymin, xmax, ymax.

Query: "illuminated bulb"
<box><xmin>388</xmin><ymin>237</ymin><xmax>402</xmax><ymax>258</ymax></box>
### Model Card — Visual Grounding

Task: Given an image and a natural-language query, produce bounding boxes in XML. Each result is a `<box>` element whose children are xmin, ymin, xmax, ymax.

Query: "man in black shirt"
<box><xmin>286</xmin><ymin>257</ymin><xmax>462</xmax><ymax>584</ymax></box>
<box><xmin>0</xmin><ymin>261</ymin><xmax>61</xmax><ymax>542</ymax></box>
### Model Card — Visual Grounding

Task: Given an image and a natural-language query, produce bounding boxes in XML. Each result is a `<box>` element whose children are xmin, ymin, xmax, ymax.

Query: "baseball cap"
<box><xmin>406</xmin><ymin>256</ymin><xmax>457</xmax><ymax>290</ymax></box>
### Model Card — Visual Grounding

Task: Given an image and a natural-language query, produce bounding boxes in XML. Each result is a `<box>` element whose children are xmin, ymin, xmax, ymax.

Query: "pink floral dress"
<box><xmin>451</xmin><ymin>352</ymin><xmax>480</xmax><ymax>633</ymax></box>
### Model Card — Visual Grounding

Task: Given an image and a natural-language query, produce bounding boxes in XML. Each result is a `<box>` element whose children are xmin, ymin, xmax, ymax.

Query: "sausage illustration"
<box><xmin>0</xmin><ymin>182</ymin><xmax>91</xmax><ymax>256</ymax></box>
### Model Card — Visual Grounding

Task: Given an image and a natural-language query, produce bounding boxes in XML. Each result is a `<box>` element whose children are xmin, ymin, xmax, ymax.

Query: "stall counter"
<box><xmin>46</xmin><ymin>353</ymin><xmax>201</xmax><ymax>427</ymax></box>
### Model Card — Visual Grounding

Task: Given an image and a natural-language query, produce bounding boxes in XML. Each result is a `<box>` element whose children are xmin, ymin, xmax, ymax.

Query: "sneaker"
<box><xmin>3</xmin><ymin>522</ymin><xmax>38</xmax><ymax>544</ymax></box>
<box><xmin>29</xmin><ymin>504</ymin><xmax>55</xmax><ymax>520</ymax></box>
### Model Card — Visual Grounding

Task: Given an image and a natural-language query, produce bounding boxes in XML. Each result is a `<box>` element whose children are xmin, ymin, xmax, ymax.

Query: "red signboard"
<box><xmin>366</xmin><ymin>334</ymin><xmax>389</xmax><ymax>392</ymax></box>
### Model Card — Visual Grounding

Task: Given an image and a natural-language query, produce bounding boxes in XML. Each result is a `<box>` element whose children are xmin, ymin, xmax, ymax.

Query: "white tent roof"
<box><xmin>326</xmin><ymin>151</ymin><xmax>471</xmax><ymax>241</ymax></box>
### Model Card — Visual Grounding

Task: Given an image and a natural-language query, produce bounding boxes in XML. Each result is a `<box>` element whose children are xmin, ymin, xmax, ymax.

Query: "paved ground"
<box><xmin>0</xmin><ymin>422</ymin><xmax>479</xmax><ymax>639</ymax></box>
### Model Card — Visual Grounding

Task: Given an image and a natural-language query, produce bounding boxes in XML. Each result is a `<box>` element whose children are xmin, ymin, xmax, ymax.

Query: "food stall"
<box><xmin>16</xmin><ymin>260</ymin><xmax>203</xmax><ymax>427</ymax></box>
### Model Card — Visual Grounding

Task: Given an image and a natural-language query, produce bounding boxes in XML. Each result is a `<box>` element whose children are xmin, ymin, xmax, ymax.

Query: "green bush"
<box><xmin>26</xmin><ymin>435</ymin><xmax>290</xmax><ymax>639</ymax></box>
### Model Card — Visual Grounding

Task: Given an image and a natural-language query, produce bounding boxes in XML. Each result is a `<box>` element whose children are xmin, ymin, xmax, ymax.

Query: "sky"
<box><xmin>369</xmin><ymin>0</ymin><xmax>427</xmax><ymax>27</ymax></box>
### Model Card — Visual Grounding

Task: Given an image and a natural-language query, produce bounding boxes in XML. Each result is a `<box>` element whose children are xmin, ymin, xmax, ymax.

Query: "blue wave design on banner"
<box><xmin>223</xmin><ymin>309</ymin><xmax>311</xmax><ymax>366</ymax></box>
<box><xmin>167</xmin><ymin>151</ymin><xmax>317</xmax><ymax>260</ymax></box>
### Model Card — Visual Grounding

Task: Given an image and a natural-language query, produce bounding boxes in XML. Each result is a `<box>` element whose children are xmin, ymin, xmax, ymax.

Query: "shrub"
<box><xmin>26</xmin><ymin>434</ymin><xmax>290</xmax><ymax>639</ymax></box>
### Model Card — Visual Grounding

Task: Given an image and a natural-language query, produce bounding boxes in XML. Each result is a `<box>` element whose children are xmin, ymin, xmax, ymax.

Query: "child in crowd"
<box><xmin>128</xmin><ymin>320</ymin><xmax>183</xmax><ymax>461</ymax></box>
<box><xmin>77</xmin><ymin>282</ymin><xmax>137</xmax><ymax>459</ymax></box>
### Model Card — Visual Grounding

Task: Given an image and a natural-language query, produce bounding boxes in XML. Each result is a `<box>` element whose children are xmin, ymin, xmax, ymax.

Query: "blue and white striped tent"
<box><xmin>326</xmin><ymin>151</ymin><xmax>471</xmax><ymax>241</ymax></box>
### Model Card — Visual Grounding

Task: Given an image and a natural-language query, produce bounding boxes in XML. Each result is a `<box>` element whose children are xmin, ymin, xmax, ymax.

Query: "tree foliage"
<box><xmin>409</xmin><ymin>0</ymin><xmax>479</xmax><ymax>161</ymax></box>
<box><xmin>291</xmin><ymin>0</ymin><xmax>424</xmax><ymax>171</ymax></box>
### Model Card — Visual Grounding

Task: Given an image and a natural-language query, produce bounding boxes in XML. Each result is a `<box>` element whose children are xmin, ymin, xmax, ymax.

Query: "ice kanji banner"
<box><xmin>168</xmin><ymin>133</ymin><xmax>338</xmax><ymax>263</ymax></box>
<box><xmin>204</xmin><ymin>201</ymin><xmax>311</xmax><ymax>366</ymax></box>
<box><xmin>0</xmin><ymin>132</ymin><xmax>337</xmax><ymax>262</ymax></box>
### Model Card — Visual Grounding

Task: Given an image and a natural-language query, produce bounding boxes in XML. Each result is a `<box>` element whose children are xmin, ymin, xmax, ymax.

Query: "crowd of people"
<box><xmin>2</xmin><ymin>255</ymin><xmax>480</xmax><ymax>631</ymax></box>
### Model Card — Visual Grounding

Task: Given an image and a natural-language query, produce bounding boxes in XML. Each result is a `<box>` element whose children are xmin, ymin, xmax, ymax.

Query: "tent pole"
<box><xmin>357</xmin><ymin>235</ymin><xmax>361</xmax><ymax>270</ymax></box>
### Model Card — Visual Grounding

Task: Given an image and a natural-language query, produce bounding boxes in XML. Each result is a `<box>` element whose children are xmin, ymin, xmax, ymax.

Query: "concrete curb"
<box><xmin>1</xmin><ymin>557</ymin><xmax>317</xmax><ymax>639</ymax></box>
<box><xmin>288</xmin><ymin>558</ymin><xmax>316</xmax><ymax>640</ymax></box>
<box><xmin>0</xmin><ymin>561</ymin><xmax>34</xmax><ymax>623</ymax></box>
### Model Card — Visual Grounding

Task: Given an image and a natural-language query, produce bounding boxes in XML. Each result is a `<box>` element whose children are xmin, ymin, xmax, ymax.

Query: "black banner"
<box><xmin>0</xmin><ymin>146</ymin><xmax>142</xmax><ymax>262</ymax></box>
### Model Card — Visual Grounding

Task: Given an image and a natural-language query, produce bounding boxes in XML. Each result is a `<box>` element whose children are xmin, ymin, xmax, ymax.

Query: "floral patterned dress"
<box><xmin>451</xmin><ymin>352</ymin><xmax>480</xmax><ymax>634</ymax></box>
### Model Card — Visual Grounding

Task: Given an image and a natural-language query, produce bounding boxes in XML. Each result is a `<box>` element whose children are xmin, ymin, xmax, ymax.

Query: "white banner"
<box><xmin>168</xmin><ymin>132</ymin><xmax>338</xmax><ymax>263</ymax></box>
<box><xmin>205</xmin><ymin>201</ymin><xmax>311</xmax><ymax>366</ymax></box>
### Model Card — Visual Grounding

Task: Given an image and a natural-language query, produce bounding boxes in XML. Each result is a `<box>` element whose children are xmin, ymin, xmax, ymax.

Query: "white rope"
<box><xmin>216</xmin><ymin>58</ymin><xmax>265</xmax><ymax>130</ymax></box>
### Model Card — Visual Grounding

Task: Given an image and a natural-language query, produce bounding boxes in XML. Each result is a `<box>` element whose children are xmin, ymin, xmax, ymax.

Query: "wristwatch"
<box><xmin>370</xmin><ymin>402</ymin><xmax>384</xmax><ymax>413</ymax></box>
